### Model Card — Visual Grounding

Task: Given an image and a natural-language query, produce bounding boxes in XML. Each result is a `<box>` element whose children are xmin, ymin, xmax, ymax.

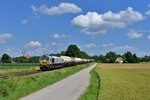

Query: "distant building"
<box><xmin>115</xmin><ymin>57</ymin><xmax>124</xmax><ymax>63</ymax></box>
<box><xmin>24</xmin><ymin>54</ymin><xmax>30</xmax><ymax>59</ymax></box>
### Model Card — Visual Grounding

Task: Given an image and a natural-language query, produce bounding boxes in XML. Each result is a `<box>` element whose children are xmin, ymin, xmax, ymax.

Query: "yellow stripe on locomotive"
<box><xmin>40</xmin><ymin>61</ymin><xmax>50</xmax><ymax>66</ymax></box>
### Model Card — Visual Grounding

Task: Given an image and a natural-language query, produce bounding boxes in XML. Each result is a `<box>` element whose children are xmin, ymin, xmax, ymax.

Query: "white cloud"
<box><xmin>31</xmin><ymin>2</ymin><xmax>82</xmax><ymax>15</ymax></box>
<box><xmin>127</xmin><ymin>29</ymin><xmax>143</xmax><ymax>39</ymax></box>
<box><xmin>145</xmin><ymin>4</ymin><xmax>150</xmax><ymax>15</ymax></box>
<box><xmin>52</xmin><ymin>33</ymin><xmax>60</xmax><ymax>38</ymax></box>
<box><xmin>0</xmin><ymin>47</ymin><xmax>22</xmax><ymax>57</ymax></box>
<box><xmin>136</xmin><ymin>51</ymin><xmax>150</xmax><ymax>57</ymax></box>
<box><xmin>111</xmin><ymin>45</ymin><xmax>137</xmax><ymax>51</ymax></box>
<box><xmin>72</xmin><ymin>7</ymin><xmax>144</xmax><ymax>35</ymax></box>
<box><xmin>84</xmin><ymin>43</ymin><xmax>96</xmax><ymax>48</ymax></box>
<box><xmin>21</xmin><ymin>20</ymin><xmax>28</xmax><ymax>24</ymax></box>
<box><xmin>102</xmin><ymin>43</ymin><xmax>115</xmax><ymax>47</ymax></box>
<box><xmin>25</xmin><ymin>41</ymin><xmax>42</xmax><ymax>47</ymax></box>
<box><xmin>148</xmin><ymin>35</ymin><xmax>150</xmax><ymax>40</ymax></box>
<box><xmin>51</xmin><ymin>42</ymin><xmax>56</xmax><ymax>46</ymax></box>
<box><xmin>145</xmin><ymin>10</ymin><xmax>150</xmax><ymax>15</ymax></box>
<box><xmin>51</xmin><ymin>42</ymin><xmax>63</xmax><ymax>46</ymax></box>
<box><xmin>0</xmin><ymin>33</ymin><xmax>12</xmax><ymax>44</ymax></box>
<box><xmin>52</xmin><ymin>33</ymin><xmax>71</xmax><ymax>39</ymax></box>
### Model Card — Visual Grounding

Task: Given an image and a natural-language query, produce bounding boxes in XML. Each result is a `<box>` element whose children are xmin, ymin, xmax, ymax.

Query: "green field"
<box><xmin>96</xmin><ymin>64</ymin><xmax>150</xmax><ymax>100</ymax></box>
<box><xmin>81</xmin><ymin>63</ymin><xmax>150</xmax><ymax>100</ymax></box>
<box><xmin>0</xmin><ymin>63</ymin><xmax>93</xmax><ymax>100</ymax></box>
<box><xmin>0</xmin><ymin>63</ymin><xmax>39</xmax><ymax>76</ymax></box>
<box><xmin>0</xmin><ymin>63</ymin><xmax>39</xmax><ymax>70</ymax></box>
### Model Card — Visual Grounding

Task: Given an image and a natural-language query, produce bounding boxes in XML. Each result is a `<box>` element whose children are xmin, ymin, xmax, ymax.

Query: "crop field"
<box><xmin>0</xmin><ymin>63</ymin><xmax>39</xmax><ymax>76</ymax></box>
<box><xmin>0</xmin><ymin>63</ymin><xmax>39</xmax><ymax>70</ymax></box>
<box><xmin>0</xmin><ymin>63</ymin><xmax>93</xmax><ymax>100</ymax></box>
<box><xmin>95</xmin><ymin>63</ymin><xmax>150</xmax><ymax>100</ymax></box>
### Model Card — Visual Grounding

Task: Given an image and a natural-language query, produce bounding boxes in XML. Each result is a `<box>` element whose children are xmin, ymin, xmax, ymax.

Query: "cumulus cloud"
<box><xmin>25</xmin><ymin>41</ymin><xmax>42</xmax><ymax>47</ymax></box>
<box><xmin>51</xmin><ymin>42</ymin><xmax>63</xmax><ymax>46</ymax></box>
<box><xmin>52</xmin><ymin>33</ymin><xmax>71</xmax><ymax>39</ymax></box>
<box><xmin>84</xmin><ymin>43</ymin><xmax>96</xmax><ymax>48</ymax></box>
<box><xmin>145</xmin><ymin>4</ymin><xmax>150</xmax><ymax>15</ymax></box>
<box><xmin>21</xmin><ymin>20</ymin><xmax>28</xmax><ymax>24</ymax></box>
<box><xmin>0</xmin><ymin>33</ymin><xmax>12</xmax><ymax>44</ymax></box>
<box><xmin>145</xmin><ymin>10</ymin><xmax>150</xmax><ymax>15</ymax></box>
<box><xmin>72</xmin><ymin>7</ymin><xmax>144</xmax><ymax>35</ymax></box>
<box><xmin>102</xmin><ymin>43</ymin><xmax>115</xmax><ymax>47</ymax></box>
<box><xmin>52</xmin><ymin>33</ymin><xmax>60</xmax><ymax>38</ymax></box>
<box><xmin>127</xmin><ymin>29</ymin><xmax>143</xmax><ymax>39</ymax></box>
<box><xmin>148</xmin><ymin>35</ymin><xmax>150</xmax><ymax>40</ymax></box>
<box><xmin>31</xmin><ymin>2</ymin><xmax>82</xmax><ymax>15</ymax></box>
<box><xmin>111</xmin><ymin>45</ymin><xmax>137</xmax><ymax>51</ymax></box>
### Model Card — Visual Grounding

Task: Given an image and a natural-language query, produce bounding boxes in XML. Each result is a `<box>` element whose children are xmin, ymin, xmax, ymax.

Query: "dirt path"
<box><xmin>20</xmin><ymin>63</ymin><xmax>97</xmax><ymax>100</ymax></box>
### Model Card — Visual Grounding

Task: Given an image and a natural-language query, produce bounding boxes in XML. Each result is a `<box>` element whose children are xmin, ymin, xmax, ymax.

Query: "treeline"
<box><xmin>1</xmin><ymin>44</ymin><xmax>150</xmax><ymax>63</ymax></box>
<box><xmin>92</xmin><ymin>51</ymin><xmax>139</xmax><ymax>63</ymax></box>
<box><xmin>0</xmin><ymin>54</ymin><xmax>40</xmax><ymax>63</ymax></box>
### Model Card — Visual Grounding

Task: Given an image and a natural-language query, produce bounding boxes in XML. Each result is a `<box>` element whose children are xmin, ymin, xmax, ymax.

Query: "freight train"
<box><xmin>39</xmin><ymin>55</ymin><xmax>94</xmax><ymax>71</ymax></box>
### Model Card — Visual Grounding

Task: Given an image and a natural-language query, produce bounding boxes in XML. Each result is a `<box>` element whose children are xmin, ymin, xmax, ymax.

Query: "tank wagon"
<box><xmin>40</xmin><ymin>55</ymin><xmax>94</xmax><ymax>71</ymax></box>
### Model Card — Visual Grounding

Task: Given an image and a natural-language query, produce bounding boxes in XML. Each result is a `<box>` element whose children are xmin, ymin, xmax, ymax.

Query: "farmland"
<box><xmin>96</xmin><ymin>63</ymin><xmax>150</xmax><ymax>100</ymax></box>
<box><xmin>0</xmin><ymin>63</ymin><xmax>39</xmax><ymax>70</ymax></box>
<box><xmin>0</xmin><ymin>63</ymin><xmax>39</xmax><ymax>76</ymax></box>
<box><xmin>80</xmin><ymin>63</ymin><xmax>150</xmax><ymax>100</ymax></box>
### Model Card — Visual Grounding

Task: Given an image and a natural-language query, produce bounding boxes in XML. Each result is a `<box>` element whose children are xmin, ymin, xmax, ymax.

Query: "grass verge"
<box><xmin>0</xmin><ymin>63</ymin><xmax>93</xmax><ymax>100</ymax></box>
<box><xmin>79</xmin><ymin>67</ymin><xmax>100</xmax><ymax>100</ymax></box>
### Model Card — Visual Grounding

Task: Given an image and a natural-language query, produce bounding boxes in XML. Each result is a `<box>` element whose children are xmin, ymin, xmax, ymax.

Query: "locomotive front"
<box><xmin>40</xmin><ymin>55</ymin><xmax>50</xmax><ymax>70</ymax></box>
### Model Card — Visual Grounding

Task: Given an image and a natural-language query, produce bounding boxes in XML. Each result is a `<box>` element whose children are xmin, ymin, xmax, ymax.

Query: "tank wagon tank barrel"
<box><xmin>39</xmin><ymin>55</ymin><xmax>94</xmax><ymax>71</ymax></box>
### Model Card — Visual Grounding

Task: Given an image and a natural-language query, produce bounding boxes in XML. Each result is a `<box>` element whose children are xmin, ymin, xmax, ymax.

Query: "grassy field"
<box><xmin>0</xmin><ymin>63</ymin><xmax>93</xmax><ymax>100</ymax></box>
<box><xmin>0</xmin><ymin>67</ymin><xmax>40</xmax><ymax>76</ymax></box>
<box><xmin>0</xmin><ymin>63</ymin><xmax>39</xmax><ymax>76</ymax></box>
<box><xmin>96</xmin><ymin>63</ymin><xmax>150</xmax><ymax>100</ymax></box>
<box><xmin>0</xmin><ymin>63</ymin><xmax>39</xmax><ymax>70</ymax></box>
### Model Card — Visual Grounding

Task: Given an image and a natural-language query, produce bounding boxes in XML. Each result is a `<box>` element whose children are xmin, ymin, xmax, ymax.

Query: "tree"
<box><xmin>105</xmin><ymin>51</ymin><xmax>117</xmax><ymax>63</ymax></box>
<box><xmin>91</xmin><ymin>55</ymin><xmax>99</xmax><ymax>62</ymax></box>
<box><xmin>133</xmin><ymin>53</ymin><xmax>138</xmax><ymax>63</ymax></box>
<box><xmin>65</xmin><ymin>45</ymin><xmax>80</xmax><ymax>57</ymax></box>
<box><xmin>99</xmin><ymin>55</ymin><xmax>105</xmax><ymax>63</ymax></box>
<box><xmin>1</xmin><ymin>54</ymin><xmax>11</xmax><ymax>63</ymax></box>
<box><xmin>60</xmin><ymin>51</ymin><xmax>66</xmax><ymax>56</ymax></box>
<box><xmin>123</xmin><ymin>51</ymin><xmax>135</xmax><ymax>63</ymax></box>
<box><xmin>79</xmin><ymin>51</ymin><xmax>89</xmax><ymax>59</ymax></box>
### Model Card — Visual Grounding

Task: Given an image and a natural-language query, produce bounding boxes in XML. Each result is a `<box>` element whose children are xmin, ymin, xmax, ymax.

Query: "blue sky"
<box><xmin>0</xmin><ymin>0</ymin><xmax>150</xmax><ymax>57</ymax></box>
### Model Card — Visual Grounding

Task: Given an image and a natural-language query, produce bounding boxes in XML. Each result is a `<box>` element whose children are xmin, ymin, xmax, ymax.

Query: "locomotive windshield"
<box><xmin>40</xmin><ymin>56</ymin><xmax>49</xmax><ymax>61</ymax></box>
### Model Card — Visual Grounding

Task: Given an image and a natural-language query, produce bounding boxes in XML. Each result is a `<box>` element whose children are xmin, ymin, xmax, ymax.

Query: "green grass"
<box><xmin>0</xmin><ymin>63</ymin><xmax>39</xmax><ymax>70</ymax></box>
<box><xmin>0</xmin><ymin>63</ymin><xmax>93</xmax><ymax>100</ymax></box>
<box><xmin>96</xmin><ymin>67</ymin><xmax>150</xmax><ymax>100</ymax></box>
<box><xmin>0</xmin><ymin>67</ymin><xmax>39</xmax><ymax>76</ymax></box>
<box><xmin>79</xmin><ymin>68</ymin><xmax>100</xmax><ymax>100</ymax></box>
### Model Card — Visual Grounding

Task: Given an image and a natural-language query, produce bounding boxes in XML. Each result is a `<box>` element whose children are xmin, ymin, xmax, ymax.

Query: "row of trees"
<box><xmin>1</xmin><ymin>44</ymin><xmax>150</xmax><ymax>63</ymax></box>
<box><xmin>0</xmin><ymin>54</ymin><xmax>40</xmax><ymax>63</ymax></box>
<box><xmin>93</xmin><ymin>51</ymin><xmax>139</xmax><ymax>63</ymax></box>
